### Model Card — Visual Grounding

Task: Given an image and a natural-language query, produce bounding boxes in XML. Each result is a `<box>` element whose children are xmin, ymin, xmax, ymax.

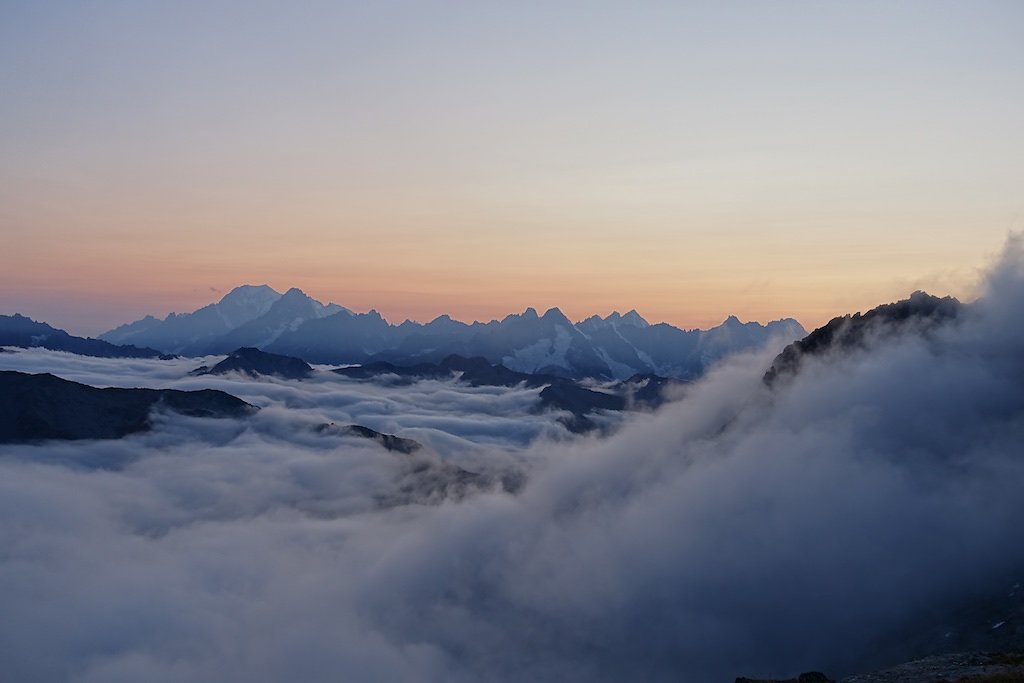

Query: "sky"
<box><xmin>1</xmin><ymin>1</ymin><xmax>1022</xmax><ymax>336</ymax></box>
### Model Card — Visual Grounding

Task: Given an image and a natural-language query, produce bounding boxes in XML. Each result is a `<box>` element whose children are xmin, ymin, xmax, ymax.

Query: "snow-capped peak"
<box><xmin>620</xmin><ymin>310</ymin><xmax>650</xmax><ymax>328</ymax></box>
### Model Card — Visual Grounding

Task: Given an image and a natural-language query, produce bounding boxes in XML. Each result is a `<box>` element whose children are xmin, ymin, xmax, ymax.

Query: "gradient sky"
<box><xmin>1</xmin><ymin>1</ymin><xmax>1022</xmax><ymax>336</ymax></box>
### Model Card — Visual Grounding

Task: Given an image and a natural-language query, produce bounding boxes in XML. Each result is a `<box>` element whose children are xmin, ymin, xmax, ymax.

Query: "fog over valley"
<box><xmin>2</xmin><ymin>239</ymin><xmax>1023</xmax><ymax>682</ymax></box>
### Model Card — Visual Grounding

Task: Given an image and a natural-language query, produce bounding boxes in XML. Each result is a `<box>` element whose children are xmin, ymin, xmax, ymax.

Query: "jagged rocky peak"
<box><xmin>268</xmin><ymin>287</ymin><xmax>330</xmax><ymax>313</ymax></box>
<box><xmin>269</xmin><ymin>287</ymin><xmax>348</xmax><ymax>318</ymax></box>
<box><xmin>722</xmin><ymin>314</ymin><xmax>745</xmax><ymax>326</ymax></box>
<box><xmin>621</xmin><ymin>309</ymin><xmax>650</xmax><ymax>328</ymax></box>
<box><xmin>764</xmin><ymin>290</ymin><xmax>962</xmax><ymax>385</ymax></box>
<box><xmin>426</xmin><ymin>313</ymin><xmax>463</xmax><ymax>329</ymax></box>
<box><xmin>605</xmin><ymin>309</ymin><xmax>650</xmax><ymax>327</ymax></box>
<box><xmin>541</xmin><ymin>307</ymin><xmax>571</xmax><ymax>324</ymax></box>
<box><xmin>499</xmin><ymin>307</ymin><xmax>539</xmax><ymax>323</ymax></box>
<box><xmin>278</xmin><ymin>287</ymin><xmax>331</xmax><ymax>315</ymax></box>
<box><xmin>280</xmin><ymin>286</ymin><xmax>310</xmax><ymax>300</ymax></box>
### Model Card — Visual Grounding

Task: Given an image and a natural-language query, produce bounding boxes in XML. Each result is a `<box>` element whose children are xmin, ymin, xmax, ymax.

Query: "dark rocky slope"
<box><xmin>0</xmin><ymin>313</ymin><xmax>167</xmax><ymax>359</ymax></box>
<box><xmin>313</xmin><ymin>422</ymin><xmax>522</xmax><ymax>506</ymax></box>
<box><xmin>841</xmin><ymin>652</ymin><xmax>1024</xmax><ymax>683</ymax></box>
<box><xmin>314</xmin><ymin>422</ymin><xmax>422</xmax><ymax>454</ymax></box>
<box><xmin>0</xmin><ymin>371</ymin><xmax>255</xmax><ymax>443</ymax></box>
<box><xmin>192</xmin><ymin>347</ymin><xmax>313</xmax><ymax>379</ymax></box>
<box><xmin>764</xmin><ymin>292</ymin><xmax>962</xmax><ymax>385</ymax></box>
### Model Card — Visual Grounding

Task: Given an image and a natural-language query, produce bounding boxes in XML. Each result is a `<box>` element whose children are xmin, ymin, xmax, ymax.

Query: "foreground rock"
<box><xmin>842</xmin><ymin>652</ymin><xmax>1024</xmax><ymax>683</ymax></box>
<box><xmin>0</xmin><ymin>371</ymin><xmax>256</xmax><ymax>443</ymax></box>
<box><xmin>737</xmin><ymin>653</ymin><xmax>1024</xmax><ymax>683</ymax></box>
<box><xmin>191</xmin><ymin>347</ymin><xmax>313</xmax><ymax>379</ymax></box>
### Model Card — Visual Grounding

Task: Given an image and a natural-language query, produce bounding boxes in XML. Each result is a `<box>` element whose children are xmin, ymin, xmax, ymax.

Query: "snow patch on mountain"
<box><xmin>214</xmin><ymin>285</ymin><xmax>282</xmax><ymax>329</ymax></box>
<box><xmin>596</xmin><ymin>348</ymin><xmax>641</xmax><ymax>380</ymax></box>
<box><xmin>503</xmin><ymin>326</ymin><xmax>574</xmax><ymax>374</ymax></box>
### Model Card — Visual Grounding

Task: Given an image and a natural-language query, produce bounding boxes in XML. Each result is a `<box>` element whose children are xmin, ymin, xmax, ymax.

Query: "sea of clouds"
<box><xmin>1</xmin><ymin>239</ymin><xmax>1023</xmax><ymax>683</ymax></box>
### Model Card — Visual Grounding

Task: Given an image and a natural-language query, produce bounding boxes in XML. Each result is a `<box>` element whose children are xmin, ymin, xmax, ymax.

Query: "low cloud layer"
<box><xmin>2</xmin><ymin>239</ymin><xmax>1024</xmax><ymax>682</ymax></box>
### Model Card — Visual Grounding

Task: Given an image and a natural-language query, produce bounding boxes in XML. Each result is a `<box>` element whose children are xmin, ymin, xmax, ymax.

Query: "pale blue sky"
<box><xmin>1</xmin><ymin>1</ymin><xmax>1022</xmax><ymax>334</ymax></box>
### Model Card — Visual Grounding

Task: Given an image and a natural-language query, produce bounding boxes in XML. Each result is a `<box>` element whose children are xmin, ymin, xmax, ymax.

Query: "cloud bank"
<box><xmin>1</xmin><ymin>240</ymin><xmax>1023</xmax><ymax>682</ymax></box>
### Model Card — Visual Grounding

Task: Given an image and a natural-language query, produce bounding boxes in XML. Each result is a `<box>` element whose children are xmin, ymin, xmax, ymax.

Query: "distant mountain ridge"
<box><xmin>0</xmin><ymin>314</ymin><xmax>166</xmax><ymax>359</ymax></box>
<box><xmin>99</xmin><ymin>285</ymin><xmax>806</xmax><ymax>379</ymax></box>
<box><xmin>100</xmin><ymin>285</ymin><xmax>348</xmax><ymax>355</ymax></box>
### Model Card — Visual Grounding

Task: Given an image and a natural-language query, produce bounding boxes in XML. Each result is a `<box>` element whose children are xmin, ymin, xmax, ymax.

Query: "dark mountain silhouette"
<box><xmin>314</xmin><ymin>423</ymin><xmax>422</xmax><ymax>454</ymax></box>
<box><xmin>333</xmin><ymin>354</ymin><xmax>545</xmax><ymax>387</ymax></box>
<box><xmin>100</xmin><ymin>286</ymin><xmax>806</xmax><ymax>379</ymax></box>
<box><xmin>0</xmin><ymin>314</ymin><xmax>166</xmax><ymax>359</ymax></box>
<box><xmin>191</xmin><ymin>347</ymin><xmax>313</xmax><ymax>380</ymax></box>
<box><xmin>312</xmin><ymin>422</ymin><xmax>525</xmax><ymax>505</ymax></box>
<box><xmin>764</xmin><ymin>291</ymin><xmax>962</xmax><ymax>385</ymax></box>
<box><xmin>0</xmin><ymin>371</ymin><xmax>255</xmax><ymax>443</ymax></box>
<box><xmin>619</xmin><ymin>372</ymin><xmax>690</xmax><ymax>409</ymax></box>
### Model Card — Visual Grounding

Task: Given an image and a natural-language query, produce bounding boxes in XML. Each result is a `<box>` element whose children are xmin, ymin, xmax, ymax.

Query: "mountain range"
<box><xmin>0</xmin><ymin>313</ymin><xmax>166</xmax><ymax>359</ymax></box>
<box><xmin>99</xmin><ymin>285</ymin><xmax>806</xmax><ymax>379</ymax></box>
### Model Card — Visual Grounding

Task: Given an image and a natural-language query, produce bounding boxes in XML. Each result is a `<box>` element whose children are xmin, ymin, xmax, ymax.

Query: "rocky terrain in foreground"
<box><xmin>738</xmin><ymin>653</ymin><xmax>1024</xmax><ymax>683</ymax></box>
<box><xmin>843</xmin><ymin>651</ymin><xmax>1024</xmax><ymax>683</ymax></box>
